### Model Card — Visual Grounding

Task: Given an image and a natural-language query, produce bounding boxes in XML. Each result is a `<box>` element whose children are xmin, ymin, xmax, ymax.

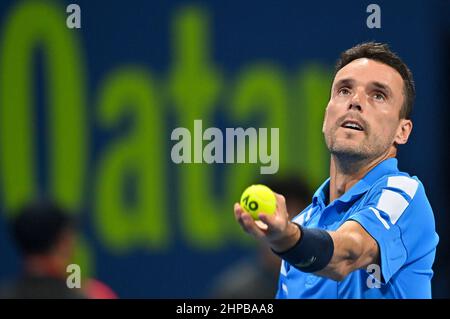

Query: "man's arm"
<box><xmin>234</xmin><ymin>193</ymin><xmax>379</xmax><ymax>281</ymax></box>
<box><xmin>316</xmin><ymin>221</ymin><xmax>379</xmax><ymax>281</ymax></box>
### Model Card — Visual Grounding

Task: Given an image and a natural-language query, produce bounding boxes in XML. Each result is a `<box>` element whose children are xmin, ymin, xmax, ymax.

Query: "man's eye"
<box><xmin>338</xmin><ymin>88</ymin><xmax>350</xmax><ymax>96</ymax></box>
<box><xmin>373</xmin><ymin>92</ymin><xmax>386</xmax><ymax>101</ymax></box>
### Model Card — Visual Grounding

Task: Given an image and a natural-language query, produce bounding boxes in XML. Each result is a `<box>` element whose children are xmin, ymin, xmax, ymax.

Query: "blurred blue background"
<box><xmin>0</xmin><ymin>0</ymin><xmax>449</xmax><ymax>298</ymax></box>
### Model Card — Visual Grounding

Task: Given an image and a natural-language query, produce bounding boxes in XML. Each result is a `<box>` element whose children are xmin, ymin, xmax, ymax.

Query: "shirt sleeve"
<box><xmin>349</xmin><ymin>206</ymin><xmax>407</xmax><ymax>283</ymax></box>
<box><xmin>348</xmin><ymin>175</ymin><xmax>421</xmax><ymax>283</ymax></box>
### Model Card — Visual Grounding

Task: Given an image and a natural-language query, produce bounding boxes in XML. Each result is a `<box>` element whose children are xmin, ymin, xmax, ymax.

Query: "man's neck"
<box><xmin>329</xmin><ymin>150</ymin><xmax>396</xmax><ymax>203</ymax></box>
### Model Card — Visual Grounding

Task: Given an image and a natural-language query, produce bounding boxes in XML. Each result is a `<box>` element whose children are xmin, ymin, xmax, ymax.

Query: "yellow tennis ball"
<box><xmin>240</xmin><ymin>184</ymin><xmax>276</xmax><ymax>220</ymax></box>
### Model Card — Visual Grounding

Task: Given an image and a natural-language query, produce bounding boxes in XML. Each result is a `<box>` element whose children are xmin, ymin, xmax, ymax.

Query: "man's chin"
<box><xmin>328</xmin><ymin>144</ymin><xmax>369</xmax><ymax>160</ymax></box>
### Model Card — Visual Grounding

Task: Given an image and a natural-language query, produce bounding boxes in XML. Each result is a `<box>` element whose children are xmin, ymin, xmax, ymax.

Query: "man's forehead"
<box><xmin>333</xmin><ymin>58</ymin><xmax>403</xmax><ymax>89</ymax></box>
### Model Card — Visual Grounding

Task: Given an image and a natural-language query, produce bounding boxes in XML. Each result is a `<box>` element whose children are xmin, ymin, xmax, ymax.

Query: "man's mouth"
<box><xmin>341</xmin><ymin>120</ymin><xmax>364</xmax><ymax>131</ymax></box>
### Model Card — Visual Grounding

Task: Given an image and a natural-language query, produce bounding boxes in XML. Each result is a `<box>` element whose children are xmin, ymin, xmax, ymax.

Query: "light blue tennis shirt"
<box><xmin>276</xmin><ymin>158</ymin><xmax>439</xmax><ymax>299</ymax></box>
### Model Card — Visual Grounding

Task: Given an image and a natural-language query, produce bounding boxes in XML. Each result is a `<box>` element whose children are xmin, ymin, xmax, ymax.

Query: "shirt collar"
<box><xmin>312</xmin><ymin>158</ymin><xmax>400</xmax><ymax>207</ymax></box>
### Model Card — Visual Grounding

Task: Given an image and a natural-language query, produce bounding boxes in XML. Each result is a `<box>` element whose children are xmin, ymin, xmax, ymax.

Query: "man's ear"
<box><xmin>395</xmin><ymin>119</ymin><xmax>413</xmax><ymax>145</ymax></box>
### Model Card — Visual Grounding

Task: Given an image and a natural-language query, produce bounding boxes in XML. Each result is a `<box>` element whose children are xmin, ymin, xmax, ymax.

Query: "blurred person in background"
<box><xmin>210</xmin><ymin>177</ymin><xmax>311</xmax><ymax>298</ymax></box>
<box><xmin>0</xmin><ymin>199</ymin><xmax>117</xmax><ymax>299</ymax></box>
<box><xmin>0</xmin><ymin>199</ymin><xmax>85</xmax><ymax>298</ymax></box>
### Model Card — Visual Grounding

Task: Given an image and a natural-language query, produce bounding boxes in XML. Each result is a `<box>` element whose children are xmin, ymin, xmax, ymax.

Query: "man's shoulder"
<box><xmin>367</xmin><ymin>171</ymin><xmax>426</xmax><ymax>203</ymax></box>
<box><xmin>361</xmin><ymin>171</ymin><xmax>433</xmax><ymax>226</ymax></box>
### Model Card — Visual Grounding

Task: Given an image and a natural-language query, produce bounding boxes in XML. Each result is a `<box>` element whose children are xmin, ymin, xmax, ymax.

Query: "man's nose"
<box><xmin>348</xmin><ymin>91</ymin><xmax>364</xmax><ymax>112</ymax></box>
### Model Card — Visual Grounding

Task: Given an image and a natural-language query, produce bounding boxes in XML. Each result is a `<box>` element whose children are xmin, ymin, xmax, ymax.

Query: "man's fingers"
<box><xmin>258</xmin><ymin>212</ymin><xmax>275</xmax><ymax>226</ymax></box>
<box><xmin>234</xmin><ymin>203</ymin><xmax>243</xmax><ymax>220</ymax></box>
<box><xmin>274</xmin><ymin>193</ymin><xmax>286</xmax><ymax>210</ymax></box>
<box><xmin>254</xmin><ymin>220</ymin><xmax>269</xmax><ymax>230</ymax></box>
<box><xmin>257</xmin><ymin>193</ymin><xmax>289</xmax><ymax>231</ymax></box>
<box><xmin>234</xmin><ymin>203</ymin><xmax>266</xmax><ymax>237</ymax></box>
<box><xmin>240</xmin><ymin>212</ymin><xmax>266</xmax><ymax>237</ymax></box>
<box><xmin>274</xmin><ymin>192</ymin><xmax>289</xmax><ymax>218</ymax></box>
<box><xmin>234</xmin><ymin>203</ymin><xmax>249</xmax><ymax>230</ymax></box>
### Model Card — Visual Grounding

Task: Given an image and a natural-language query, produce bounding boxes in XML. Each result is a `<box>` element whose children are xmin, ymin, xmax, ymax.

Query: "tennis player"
<box><xmin>234</xmin><ymin>42</ymin><xmax>439</xmax><ymax>298</ymax></box>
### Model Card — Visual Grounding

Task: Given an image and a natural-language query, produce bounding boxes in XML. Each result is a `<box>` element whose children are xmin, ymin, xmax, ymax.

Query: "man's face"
<box><xmin>323</xmin><ymin>58</ymin><xmax>410</xmax><ymax>161</ymax></box>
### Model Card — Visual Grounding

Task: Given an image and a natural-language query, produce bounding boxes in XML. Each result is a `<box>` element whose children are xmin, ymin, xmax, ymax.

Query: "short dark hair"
<box><xmin>335</xmin><ymin>42</ymin><xmax>415</xmax><ymax>119</ymax></box>
<box><xmin>10</xmin><ymin>199</ymin><xmax>76</xmax><ymax>255</ymax></box>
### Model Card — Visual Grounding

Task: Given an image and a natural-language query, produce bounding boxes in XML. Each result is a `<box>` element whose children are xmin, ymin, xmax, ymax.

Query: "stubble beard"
<box><xmin>325</xmin><ymin>125</ymin><xmax>393</xmax><ymax>173</ymax></box>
